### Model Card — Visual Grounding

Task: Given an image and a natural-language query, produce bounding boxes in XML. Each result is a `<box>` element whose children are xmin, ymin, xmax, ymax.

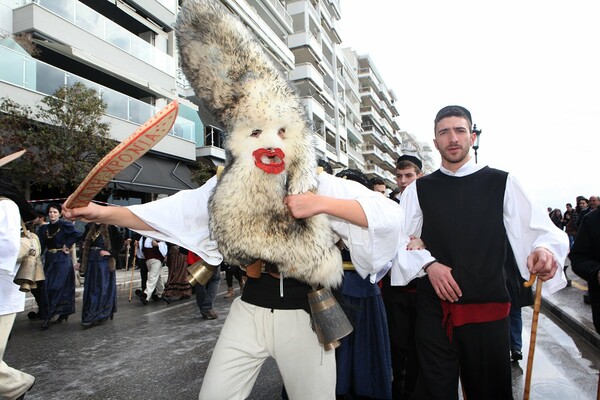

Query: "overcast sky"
<box><xmin>337</xmin><ymin>0</ymin><xmax>599</xmax><ymax>211</ymax></box>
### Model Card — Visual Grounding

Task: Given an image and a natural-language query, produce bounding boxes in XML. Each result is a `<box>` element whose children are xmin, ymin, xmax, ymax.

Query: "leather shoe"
<box><xmin>27</xmin><ymin>311</ymin><xmax>40</xmax><ymax>321</ymax></box>
<box><xmin>201</xmin><ymin>309</ymin><xmax>218</xmax><ymax>320</ymax></box>
<box><xmin>139</xmin><ymin>293</ymin><xmax>148</xmax><ymax>305</ymax></box>
<box><xmin>53</xmin><ymin>314</ymin><xmax>69</xmax><ymax>324</ymax></box>
<box><xmin>511</xmin><ymin>349</ymin><xmax>523</xmax><ymax>362</ymax></box>
<box><xmin>161</xmin><ymin>296</ymin><xmax>172</xmax><ymax>304</ymax></box>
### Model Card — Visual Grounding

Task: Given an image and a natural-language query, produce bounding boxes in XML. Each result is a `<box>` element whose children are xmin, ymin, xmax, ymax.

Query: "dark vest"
<box><xmin>417</xmin><ymin>167</ymin><xmax>510</xmax><ymax>304</ymax></box>
<box><xmin>143</xmin><ymin>244</ymin><xmax>164</xmax><ymax>262</ymax></box>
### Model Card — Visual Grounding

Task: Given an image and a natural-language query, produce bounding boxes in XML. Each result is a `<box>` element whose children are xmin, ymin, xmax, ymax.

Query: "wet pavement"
<box><xmin>6</xmin><ymin>263</ymin><xmax>600</xmax><ymax>400</ymax></box>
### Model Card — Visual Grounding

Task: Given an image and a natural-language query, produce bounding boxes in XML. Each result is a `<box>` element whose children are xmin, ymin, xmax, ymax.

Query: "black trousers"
<box><xmin>411</xmin><ymin>291</ymin><xmax>512</xmax><ymax>400</ymax></box>
<box><xmin>382</xmin><ymin>288</ymin><xmax>419</xmax><ymax>400</ymax></box>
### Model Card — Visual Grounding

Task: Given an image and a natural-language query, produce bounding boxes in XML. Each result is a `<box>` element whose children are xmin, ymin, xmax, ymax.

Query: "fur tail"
<box><xmin>176</xmin><ymin>0</ymin><xmax>292</xmax><ymax>128</ymax></box>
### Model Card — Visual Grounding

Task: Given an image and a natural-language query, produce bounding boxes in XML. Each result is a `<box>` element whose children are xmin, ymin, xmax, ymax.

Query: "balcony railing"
<box><xmin>0</xmin><ymin>44</ymin><xmax>194</xmax><ymax>142</ymax></box>
<box><xmin>24</xmin><ymin>0</ymin><xmax>175</xmax><ymax>76</ymax></box>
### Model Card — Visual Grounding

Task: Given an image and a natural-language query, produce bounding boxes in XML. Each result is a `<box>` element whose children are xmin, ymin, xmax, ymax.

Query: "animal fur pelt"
<box><xmin>176</xmin><ymin>0</ymin><xmax>343</xmax><ymax>288</ymax></box>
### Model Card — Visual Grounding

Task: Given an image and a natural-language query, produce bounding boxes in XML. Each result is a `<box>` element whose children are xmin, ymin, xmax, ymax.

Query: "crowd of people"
<box><xmin>1</xmin><ymin>105</ymin><xmax>575</xmax><ymax>399</ymax></box>
<box><xmin>29</xmin><ymin>105</ymin><xmax>558</xmax><ymax>400</ymax></box>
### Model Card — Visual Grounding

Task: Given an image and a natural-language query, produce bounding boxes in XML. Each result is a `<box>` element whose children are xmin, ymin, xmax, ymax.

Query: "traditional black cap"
<box><xmin>434</xmin><ymin>105</ymin><xmax>473</xmax><ymax>130</ymax></box>
<box><xmin>396</xmin><ymin>154</ymin><xmax>422</xmax><ymax>170</ymax></box>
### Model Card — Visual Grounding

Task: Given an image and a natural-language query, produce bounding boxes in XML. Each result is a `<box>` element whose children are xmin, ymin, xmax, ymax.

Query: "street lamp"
<box><xmin>472</xmin><ymin>124</ymin><xmax>482</xmax><ymax>163</ymax></box>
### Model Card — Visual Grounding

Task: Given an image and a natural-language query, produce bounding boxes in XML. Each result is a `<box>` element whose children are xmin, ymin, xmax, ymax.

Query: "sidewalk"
<box><xmin>542</xmin><ymin>269</ymin><xmax>600</xmax><ymax>350</ymax></box>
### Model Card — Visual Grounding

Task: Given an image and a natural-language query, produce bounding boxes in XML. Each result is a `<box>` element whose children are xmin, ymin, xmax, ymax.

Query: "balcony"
<box><xmin>15</xmin><ymin>1</ymin><xmax>176</xmax><ymax>78</ymax></box>
<box><xmin>361</xmin><ymin>144</ymin><xmax>385</xmax><ymax>163</ymax></box>
<box><xmin>289</xmin><ymin>62</ymin><xmax>324</xmax><ymax>90</ymax></box>
<box><xmin>0</xmin><ymin>44</ymin><xmax>196</xmax><ymax>159</ymax></box>
<box><xmin>363</xmin><ymin>163</ymin><xmax>386</xmax><ymax>180</ymax></box>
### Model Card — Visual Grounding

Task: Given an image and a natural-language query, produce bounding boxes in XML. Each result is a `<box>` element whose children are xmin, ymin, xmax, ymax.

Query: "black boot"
<box><xmin>53</xmin><ymin>314</ymin><xmax>69</xmax><ymax>324</ymax></box>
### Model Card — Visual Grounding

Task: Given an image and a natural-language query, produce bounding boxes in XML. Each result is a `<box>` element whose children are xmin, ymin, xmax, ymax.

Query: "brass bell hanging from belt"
<box><xmin>187</xmin><ymin>260</ymin><xmax>217</xmax><ymax>286</ymax></box>
<box><xmin>308</xmin><ymin>287</ymin><xmax>353</xmax><ymax>351</ymax></box>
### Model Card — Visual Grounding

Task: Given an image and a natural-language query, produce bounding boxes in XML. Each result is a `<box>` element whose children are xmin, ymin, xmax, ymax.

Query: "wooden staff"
<box><xmin>128</xmin><ymin>241</ymin><xmax>138</xmax><ymax>302</ymax></box>
<box><xmin>124</xmin><ymin>240</ymin><xmax>131</xmax><ymax>272</ymax></box>
<box><xmin>523</xmin><ymin>274</ymin><xmax>543</xmax><ymax>400</ymax></box>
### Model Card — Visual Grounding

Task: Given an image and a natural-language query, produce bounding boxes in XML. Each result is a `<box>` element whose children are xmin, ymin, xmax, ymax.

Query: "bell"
<box><xmin>187</xmin><ymin>261</ymin><xmax>217</xmax><ymax>286</ymax></box>
<box><xmin>308</xmin><ymin>287</ymin><xmax>353</xmax><ymax>351</ymax></box>
<box><xmin>14</xmin><ymin>255</ymin><xmax>37</xmax><ymax>292</ymax></box>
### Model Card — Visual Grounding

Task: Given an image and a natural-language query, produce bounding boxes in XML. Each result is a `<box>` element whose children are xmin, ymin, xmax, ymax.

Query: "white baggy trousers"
<box><xmin>198</xmin><ymin>297</ymin><xmax>336</xmax><ymax>400</ymax></box>
<box><xmin>0</xmin><ymin>313</ymin><xmax>35</xmax><ymax>399</ymax></box>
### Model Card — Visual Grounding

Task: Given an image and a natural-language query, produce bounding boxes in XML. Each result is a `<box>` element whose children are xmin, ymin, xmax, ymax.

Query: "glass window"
<box><xmin>36</xmin><ymin>63</ymin><xmax>65</xmax><ymax>95</ymax></box>
<box><xmin>102</xmin><ymin>87</ymin><xmax>128</xmax><ymax>120</ymax></box>
<box><xmin>39</xmin><ymin>0</ymin><xmax>75</xmax><ymax>22</ymax></box>
<box><xmin>75</xmin><ymin>2</ymin><xmax>104</xmax><ymax>38</ymax></box>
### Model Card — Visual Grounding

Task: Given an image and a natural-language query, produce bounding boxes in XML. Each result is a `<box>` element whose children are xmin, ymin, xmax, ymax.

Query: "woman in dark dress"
<box><xmin>80</xmin><ymin>223</ymin><xmax>122</xmax><ymax>328</ymax></box>
<box><xmin>37</xmin><ymin>203</ymin><xmax>82</xmax><ymax>329</ymax></box>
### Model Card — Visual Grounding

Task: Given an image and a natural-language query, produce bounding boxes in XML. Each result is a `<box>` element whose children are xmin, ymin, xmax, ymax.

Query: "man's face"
<box><xmin>372</xmin><ymin>184</ymin><xmax>386</xmax><ymax>195</ymax></box>
<box><xmin>396</xmin><ymin>167</ymin><xmax>419</xmax><ymax>192</ymax></box>
<box><xmin>578</xmin><ymin>200</ymin><xmax>589</xmax><ymax>209</ymax></box>
<box><xmin>566</xmin><ymin>204</ymin><xmax>573</xmax><ymax>211</ymax></box>
<box><xmin>589</xmin><ymin>196</ymin><xmax>599</xmax><ymax>209</ymax></box>
<box><xmin>433</xmin><ymin>116</ymin><xmax>475</xmax><ymax>170</ymax></box>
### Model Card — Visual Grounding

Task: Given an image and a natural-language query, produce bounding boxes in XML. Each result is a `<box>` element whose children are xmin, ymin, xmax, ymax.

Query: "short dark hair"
<box><xmin>434</xmin><ymin>105</ymin><xmax>473</xmax><ymax>131</ymax></box>
<box><xmin>370</xmin><ymin>177</ymin><xmax>385</xmax><ymax>187</ymax></box>
<box><xmin>317</xmin><ymin>159</ymin><xmax>333</xmax><ymax>175</ymax></box>
<box><xmin>335</xmin><ymin>169</ymin><xmax>372</xmax><ymax>190</ymax></box>
<box><xmin>46</xmin><ymin>202</ymin><xmax>62</xmax><ymax>215</ymax></box>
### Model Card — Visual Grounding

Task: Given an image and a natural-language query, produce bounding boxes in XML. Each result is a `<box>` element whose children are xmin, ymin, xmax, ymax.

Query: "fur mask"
<box><xmin>176</xmin><ymin>0</ymin><xmax>343</xmax><ymax>288</ymax></box>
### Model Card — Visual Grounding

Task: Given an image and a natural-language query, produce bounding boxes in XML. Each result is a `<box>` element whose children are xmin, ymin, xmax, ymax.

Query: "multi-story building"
<box><xmin>0</xmin><ymin>0</ymin><xmax>432</xmax><ymax>201</ymax></box>
<box><xmin>0</xmin><ymin>0</ymin><xmax>200</xmax><ymax>204</ymax></box>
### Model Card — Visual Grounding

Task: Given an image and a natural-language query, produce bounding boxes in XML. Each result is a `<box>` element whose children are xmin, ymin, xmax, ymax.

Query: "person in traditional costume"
<box><xmin>162</xmin><ymin>243</ymin><xmax>192</xmax><ymax>302</ymax></box>
<box><xmin>79</xmin><ymin>223</ymin><xmax>122</xmax><ymax>328</ymax></box>
<box><xmin>389</xmin><ymin>105</ymin><xmax>569</xmax><ymax>399</ymax></box>
<box><xmin>37</xmin><ymin>203</ymin><xmax>81</xmax><ymax>329</ymax></box>
<box><xmin>0</xmin><ymin>151</ymin><xmax>37</xmax><ymax>398</ymax></box>
<box><xmin>62</xmin><ymin>1</ymin><xmax>429</xmax><ymax>398</ymax></box>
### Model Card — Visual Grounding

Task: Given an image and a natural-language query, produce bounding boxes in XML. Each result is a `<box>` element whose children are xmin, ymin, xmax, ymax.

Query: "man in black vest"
<box><xmin>398</xmin><ymin>105</ymin><xmax>569</xmax><ymax>399</ymax></box>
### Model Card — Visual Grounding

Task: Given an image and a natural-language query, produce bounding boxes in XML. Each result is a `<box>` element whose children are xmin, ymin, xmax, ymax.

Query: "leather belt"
<box><xmin>48</xmin><ymin>248</ymin><xmax>68</xmax><ymax>253</ymax></box>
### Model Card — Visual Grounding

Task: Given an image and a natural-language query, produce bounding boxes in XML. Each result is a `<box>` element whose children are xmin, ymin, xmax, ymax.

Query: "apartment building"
<box><xmin>0</xmin><ymin>0</ymin><xmax>432</xmax><ymax>201</ymax></box>
<box><xmin>0</xmin><ymin>0</ymin><xmax>200</xmax><ymax>204</ymax></box>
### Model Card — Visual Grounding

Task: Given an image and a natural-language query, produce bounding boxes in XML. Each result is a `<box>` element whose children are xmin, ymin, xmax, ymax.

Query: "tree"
<box><xmin>190</xmin><ymin>160</ymin><xmax>217</xmax><ymax>186</ymax></box>
<box><xmin>0</xmin><ymin>82</ymin><xmax>115</xmax><ymax>194</ymax></box>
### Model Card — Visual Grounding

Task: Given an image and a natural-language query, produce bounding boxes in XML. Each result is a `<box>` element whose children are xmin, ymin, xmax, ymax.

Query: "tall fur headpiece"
<box><xmin>176</xmin><ymin>0</ymin><xmax>343</xmax><ymax>288</ymax></box>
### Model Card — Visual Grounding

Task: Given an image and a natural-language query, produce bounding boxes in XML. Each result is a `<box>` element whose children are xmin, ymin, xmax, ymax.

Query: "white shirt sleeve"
<box><xmin>0</xmin><ymin>200</ymin><xmax>20</xmax><ymax>275</ymax></box>
<box><xmin>504</xmin><ymin>174</ymin><xmax>570</xmax><ymax>295</ymax></box>
<box><xmin>317</xmin><ymin>173</ymin><xmax>405</xmax><ymax>282</ymax></box>
<box><xmin>158</xmin><ymin>241</ymin><xmax>168</xmax><ymax>257</ymax></box>
<box><xmin>127</xmin><ymin>176</ymin><xmax>223</xmax><ymax>266</ymax></box>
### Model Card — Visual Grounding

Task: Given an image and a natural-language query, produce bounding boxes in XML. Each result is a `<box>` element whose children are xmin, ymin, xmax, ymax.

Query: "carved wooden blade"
<box><xmin>64</xmin><ymin>101</ymin><xmax>179</xmax><ymax>209</ymax></box>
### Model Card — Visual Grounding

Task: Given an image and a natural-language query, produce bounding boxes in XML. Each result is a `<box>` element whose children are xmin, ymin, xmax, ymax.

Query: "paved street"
<box><xmin>5</xmin><ymin>266</ymin><xmax>600</xmax><ymax>399</ymax></box>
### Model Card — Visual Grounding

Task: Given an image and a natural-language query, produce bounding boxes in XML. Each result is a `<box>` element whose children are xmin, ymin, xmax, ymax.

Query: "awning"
<box><xmin>111</xmin><ymin>154</ymin><xmax>197</xmax><ymax>195</ymax></box>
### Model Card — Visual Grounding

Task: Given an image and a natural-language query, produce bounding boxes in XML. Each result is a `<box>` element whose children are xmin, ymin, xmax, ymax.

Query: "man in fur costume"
<box><xmin>63</xmin><ymin>1</ymin><xmax>429</xmax><ymax>398</ymax></box>
<box><xmin>177</xmin><ymin>0</ymin><xmax>343</xmax><ymax>288</ymax></box>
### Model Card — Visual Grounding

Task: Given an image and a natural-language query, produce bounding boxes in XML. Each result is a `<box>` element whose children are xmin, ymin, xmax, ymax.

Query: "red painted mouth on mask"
<box><xmin>252</xmin><ymin>148</ymin><xmax>285</xmax><ymax>174</ymax></box>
